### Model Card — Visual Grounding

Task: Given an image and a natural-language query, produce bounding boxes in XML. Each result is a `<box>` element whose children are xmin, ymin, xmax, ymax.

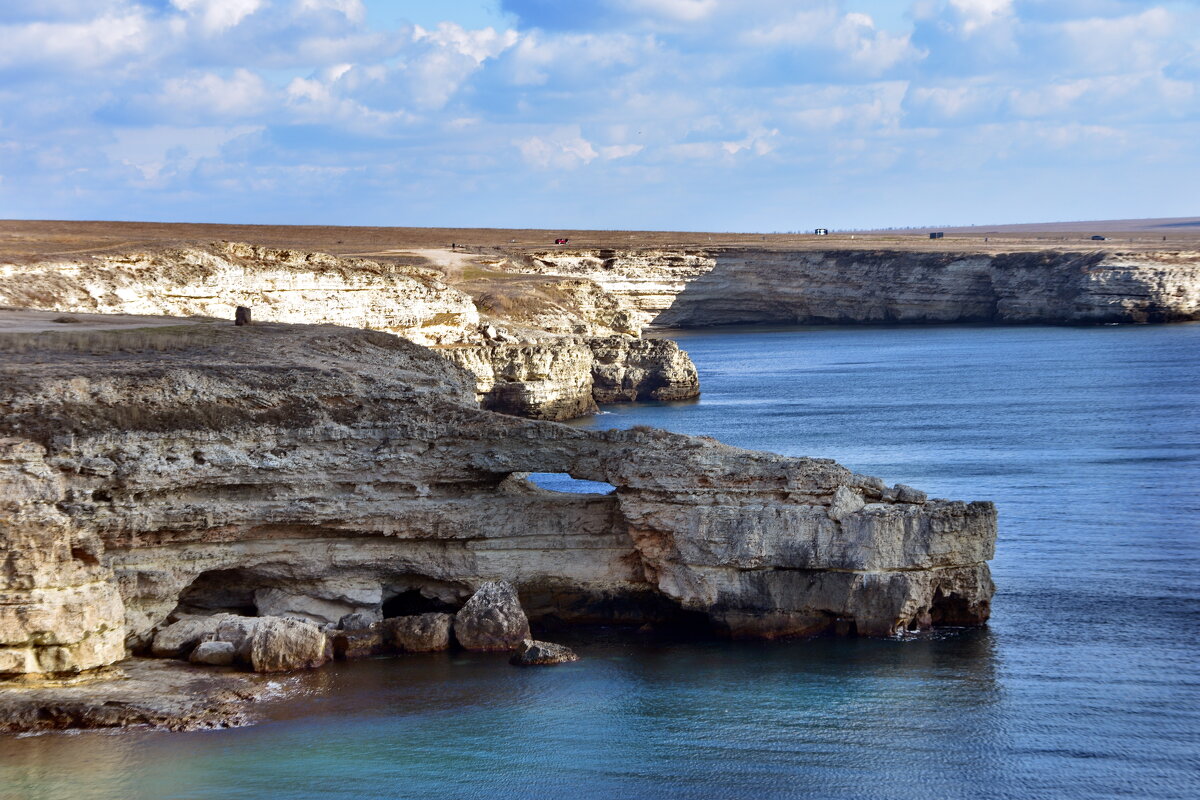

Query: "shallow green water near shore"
<box><xmin>3</xmin><ymin>323</ymin><xmax>1198</xmax><ymax>800</ymax></box>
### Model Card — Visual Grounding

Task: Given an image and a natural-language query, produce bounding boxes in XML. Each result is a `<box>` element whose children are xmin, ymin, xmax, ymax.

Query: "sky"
<box><xmin>0</xmin><ymin>0</ymin><xmax>1196</xmax><ymax>231</ymax></box>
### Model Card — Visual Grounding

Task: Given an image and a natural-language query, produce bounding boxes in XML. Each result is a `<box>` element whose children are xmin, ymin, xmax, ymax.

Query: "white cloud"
<box><xmin>171</xmin><ymin>0</ymin><xmax>263</xmax><ymax>34</ymax></box>
<box><xmin>161</xmin><ymin>69</ymin><xmax>271</xmax><ymax>117</ymax></box>
<box><xmin>516</xmin><ymin>127</ymin><xmax>599</xmax><ymax>169</ymax></box>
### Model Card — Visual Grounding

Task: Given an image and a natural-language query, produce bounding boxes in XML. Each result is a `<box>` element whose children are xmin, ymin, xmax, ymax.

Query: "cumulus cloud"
<box><xmin>0</xmin><ymin>0</ymin><xmax>1196</xmax><ymax>228</ymax></box>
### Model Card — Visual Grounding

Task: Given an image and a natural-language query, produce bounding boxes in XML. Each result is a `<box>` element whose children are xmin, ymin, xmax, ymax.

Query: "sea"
<box><xmin>2</xmin><ymin>323</ymin><xmax>1197</xmax><ymax>800</ymax></box>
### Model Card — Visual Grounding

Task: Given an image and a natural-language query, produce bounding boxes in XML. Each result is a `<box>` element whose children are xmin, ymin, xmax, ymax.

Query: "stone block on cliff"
<box><xmin>453</xmin><ymin>581</ymin><xmax>530</xmax><ymax>651</ymax></box>
<box><xmin>247</xmin><ymin>617</ymin><xmax>329</xmax><ymax>673</ymax></box>
<box><xmin>384</xmin><ymin>613</ymin><xmax>453</xmax><ymax>652</ymax></box>
<box><xmin>510</xmin><ymin>639</ymin><xmax>579</xmax><ymax>666</ymax></box>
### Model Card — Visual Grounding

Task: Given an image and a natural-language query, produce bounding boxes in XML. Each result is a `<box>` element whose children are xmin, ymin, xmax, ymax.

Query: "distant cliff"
<box><xmin>503</xmin><ymin>248</ymin><xmax>1200</xmax><ymax>328</ymax></box>
<box><xmin>0</xmin><ymin>242</ymin><xmax>699</xmax><ymax>421</ymax></box>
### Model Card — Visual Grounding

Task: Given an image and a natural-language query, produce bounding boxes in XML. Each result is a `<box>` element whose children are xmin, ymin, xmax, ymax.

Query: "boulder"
<box><xmin>329</xmin><ymin>628</ymin><xmax>384</xmax><ymax>660</ymax></box>
<box><xmin>453</xmin><ymin>581</ymin><xmax>530</xmax><ymax>652</ymax></box>
<box><xmin>188</xmin><ymin>640</ymin><xmax>236</xmax><ymax>666</ymax></box>
<box><xmin>247</xmin><ymin>616</ymin><xmax>328</xmax><ymax>673</ymax></box>
<box><xmin>383</xmin><ymin>613</ymin><xmax>453</xmax><ymax>652</ymax></box>
<box><xmin>150</xmin><ymin>614</ymin><xmax>232</xmax><ymax>659</ymax></box>
<box><xmin>210</xmin><ymin>615</ymin><xmax>260</xmax><ymax>661</ymax></box>
<box><xmin>510</xmin><ymin>639</ymin><xmax>579</xmax><ymax>666</ymax></box>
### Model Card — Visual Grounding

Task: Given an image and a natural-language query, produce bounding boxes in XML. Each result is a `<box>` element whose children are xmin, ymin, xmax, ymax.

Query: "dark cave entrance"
<box><xmin>173</xmin><ymin>568</ymin><xmax>265</xmax><ymax>617</ymax></box>
<box><xmin>381</xmin><ymin>589</ymin><xmax>460</xmax><ymax>617</ymax></box>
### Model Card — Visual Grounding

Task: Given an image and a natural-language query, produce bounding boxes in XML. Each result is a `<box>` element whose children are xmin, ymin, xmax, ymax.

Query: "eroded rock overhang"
<box><xmin>0</xmin><ymin>322</ymin><xmax>995</xmax><ymax>677</ymax></box>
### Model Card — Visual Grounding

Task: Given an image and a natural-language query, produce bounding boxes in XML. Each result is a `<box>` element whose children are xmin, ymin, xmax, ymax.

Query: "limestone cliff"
<box><xmin>503</xmin><ymin>248</ymin><xmax>1200</xmax><ymax>328</ymax></box>
<box><xmin>0</xmin><ymin>319</ymin><xmax>995</xmax><ymax>678</ymax></box>
<box><xmin>442</xmin><ymin>336</ymin><xmax>699</xmax><ymax>420</ymax></box>
<box><xmin>0</xmin><ymin>242</ymin><xmax>700</xmax><ymax>420</ymax></box>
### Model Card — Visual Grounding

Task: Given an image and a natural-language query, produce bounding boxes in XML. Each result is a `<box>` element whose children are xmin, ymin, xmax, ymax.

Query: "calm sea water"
<box><xmin>3</xmin><ymin>324</ymin><xmax>1198</xmax><ymax>800</ymax></box>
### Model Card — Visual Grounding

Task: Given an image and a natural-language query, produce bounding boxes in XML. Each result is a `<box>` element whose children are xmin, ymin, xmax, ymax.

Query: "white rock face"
<box><xmin>0</xmin><ymin>321</ymin><xmax>996</xmax><ymax>676</ymax></box>
<box><xmin>504</xmin><ymin>248</ymin><xmax>1200</xmax><ymax>327</ymax></box>
<box><xmin>0</xmin><ymin>242</ymin><xmax>480</xmax><ymax>346</ymax></box>
<box><xmin>442</xmin><ymin>336</ymin><xmax>699</xmax><ymax>420</ymax></box>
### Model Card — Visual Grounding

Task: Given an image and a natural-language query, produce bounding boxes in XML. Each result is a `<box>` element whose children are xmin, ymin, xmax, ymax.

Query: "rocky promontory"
<box><xmin>0</xmin><ymin>316</ymin><xmax>995</xmax><ymax>725</ymax></box>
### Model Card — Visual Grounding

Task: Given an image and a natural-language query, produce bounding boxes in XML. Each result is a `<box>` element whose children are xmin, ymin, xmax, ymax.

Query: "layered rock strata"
<box><xmin>441</xmin><ymin>336</ymin><xmax>699</xmax><ymax>419</ymax></box>
<box><xmin>504</xmin><ymin>248</ymin><xmax>1200</xmax><ymax>327</ymax></box>
<box><xmin>0</xmin><ymin>242</ymin><xmax>700</xmax><ymax>420</ymax></box>
<box><xmin>0</xmin><ymin>319</ymin><xmax>996</xmax><ymax>682</ymax></box>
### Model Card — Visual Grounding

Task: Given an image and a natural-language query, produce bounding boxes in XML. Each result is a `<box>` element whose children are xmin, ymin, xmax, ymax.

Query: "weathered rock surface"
<box><xmin>503</xmin><ymin>248</ymin><xmax>1200</xmax><ymax>328</ymax></box>
<box><xmin>0</xmin><ymin>658</ymin><xmax>282</xmax><ymax>732</ymax></box>
<box><xmin>246</xmin><ymin>617</ymin><xmax>328</xmax><ymax>673</ymax></box>
<box><xmin>329</xmin><ymin>628</ymin><xmax>384</xmax><ymax>660</ymax></box>
<box><xmin>442</xmin><ymin>335</ymin><xmax>698</xmax><ymax>420</ymax></box>
<box><xmin>384</xmin><ymin>613</ymin><xmax>453</xmax><ymax>652</ymax></box>
<box><xmin>151</xmin><ymin>614</ymin><xmax>234</xmax><ymax>659</ymax></box>
<box><xmin>0</xmin><ymin>242</ymin><xmax>701</xmax><ymax>422</ymax></box>
<box><xmin>454</xmin><ymin>581</ymin><xmax>532</xmax><ymax>651</ymax></box>
<box><xmin>189</xmin><ymin>640</ymin><xmax>235</xmax><ymax>666</ymax></box>
<box><xmin>0</xmin><ymin>318</ymin><xmax>995</xmax><ymax>687</ymax></box>
<box><xmin>0</xmin><ymin>242</ymin><xmax>480</xmax><ymax>346</ymax></box>
<box><xmin>510</xmin><ymin>639</ymin><xmax>579</xmax><ymax>666</ymax></box>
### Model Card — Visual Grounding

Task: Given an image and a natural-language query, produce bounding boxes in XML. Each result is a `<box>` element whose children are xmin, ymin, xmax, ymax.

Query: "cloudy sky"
<box><xmin>1</xmin><ymin>0</ymin><xmax>1196</xmax><ymax>230</ymax></box>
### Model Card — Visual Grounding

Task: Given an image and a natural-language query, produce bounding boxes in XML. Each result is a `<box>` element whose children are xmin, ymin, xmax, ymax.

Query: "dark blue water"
<box><xmin>3</xmin><ymin>324</ymin><xmax>1198</xmax><ymax>800</ymax></box>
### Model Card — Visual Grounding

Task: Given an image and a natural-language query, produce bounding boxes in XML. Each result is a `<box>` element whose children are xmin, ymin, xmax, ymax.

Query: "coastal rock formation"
<box><xmin>0</xmin><ymin>242</ymin><xmax>700</xmax><ymax>421</ymax></box>
<box><xmin>385</xmin><ymin>613</ymin><xmax>453</xmax><ymax>652</ymax></box>
<box><xmin>504</xmin><ymin>248</ymin><xmax>1200</xmax><ymax>327</ymax></box>
<box><xmin>453</xmin><ymin>581</ymin><xmax>532</xmax><ymax>651</ymax></box>
<box><xmin>442</xmin><ymin>335</ymin><xmax>699</xmax><ymax>420</ymax></box>
<box><xmin>510</xmin><ymin>639</ymin><xmax>579</xmax><ymax>666</ymax></box>
<box><xmin>0</xmin><ymin>318</ymin><xmax>995</xmax><ymax>681</ymax></box>
<box><xmin>0</xmin><ymin>242</ymin><xmax>482</xmax><ymax>346</ymax></box>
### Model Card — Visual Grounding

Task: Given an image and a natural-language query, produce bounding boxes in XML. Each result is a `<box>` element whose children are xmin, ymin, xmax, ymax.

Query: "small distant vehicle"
<box><xmin>814</xmin><ymin>228</ymin><xmax>829</xmax><ymax>236</ymax></box>
<box><xmin>929</xmin><ymin>232</ymin><xmax>945</xmax><ymax>239</ymax></box>
<box><xmin>1091</xmin><ymin>235</ymin><xmax>1107</xmax><ymax>241</ymax></box>
<box><xmin>554</xmin><ymin>238</ymin><xmax>569</xmax><ymax>245</ymax></box>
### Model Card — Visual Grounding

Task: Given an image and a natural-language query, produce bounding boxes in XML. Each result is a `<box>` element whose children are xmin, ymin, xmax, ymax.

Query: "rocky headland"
<box><xmin>0</xmin><ymin>315</ymin><xmax>995</xmax><ymax>730</ymax></box>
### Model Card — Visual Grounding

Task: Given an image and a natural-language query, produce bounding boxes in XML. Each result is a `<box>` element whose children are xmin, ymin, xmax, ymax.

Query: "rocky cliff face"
<box><xmin>0</xmin><ymin>242</ymin><xmax>699</xmax><ymax>420</ymax></box>
<box><xmin>0</xmin><ymin>320</ymin><xmax>995</xmax><ymax>678</ymax></box>
<box><xmin>505</xmin><ymin>248</ymin><xmax>1200</xmax><ymax>327</ymax></box>
<box><xmin>442</xmin><ymin>336</ymin><xmax>699</xmax><ymax>420</ymax></box>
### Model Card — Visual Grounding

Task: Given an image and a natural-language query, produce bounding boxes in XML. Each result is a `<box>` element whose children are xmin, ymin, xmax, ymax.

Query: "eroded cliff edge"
<box><xmin>501</xmin><ymin>248</ymin><xmax>1200</xmax><ymax>328</ymax></box>
<box><xmin>0</xmin><ymin>320</ymin><xmax>995</xmax><ymax>687</ymax></box>
<box><xmin>0</xmin><ymin>242</ymin><xmax>699</xmax><ymax>421</ymax></box>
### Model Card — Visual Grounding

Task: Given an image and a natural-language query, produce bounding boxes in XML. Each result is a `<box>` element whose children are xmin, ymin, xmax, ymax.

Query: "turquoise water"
<box><xmin>3</xmin><ymin>324</ymin><xmax>1199</xmax><ymax>799</ymax></box>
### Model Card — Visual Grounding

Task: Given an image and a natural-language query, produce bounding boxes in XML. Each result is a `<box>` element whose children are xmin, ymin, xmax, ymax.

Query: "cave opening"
<box><xmin>173</xmin><ymin>568</ymin><xmax>264</xmax><ymax>617</ymax></box>
<box><xmin>930</xmin><ymin>588</ymin><xmax>977</xmax><ymax>626</ymax></box>
<box><xmin>381</xmin><ymin>589</ymin><xmax>460</xmax><ymax>617</ymax></box>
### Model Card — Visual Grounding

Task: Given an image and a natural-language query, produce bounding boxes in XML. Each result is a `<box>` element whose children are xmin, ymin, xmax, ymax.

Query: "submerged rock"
<box><xmin>510</xmin><ymin>639</ymin><xmax>579</xmax><ymax>666</ymax></box>
<box><xmin>453</xmin><ymin>582</ymin><xmax>530</xmax><ymax>652</ymax></box>
<box><xmin>384</xmin><ymin>613</ymin><xmax>453</xmax><ymax>653</ymax></box>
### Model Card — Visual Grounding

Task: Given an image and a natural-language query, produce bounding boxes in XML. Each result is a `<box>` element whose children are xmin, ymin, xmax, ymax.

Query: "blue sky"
<box><xmin>0</xmin><ymin>0</ymin><xmax>1195</xmax><ymax>230</ymax></box>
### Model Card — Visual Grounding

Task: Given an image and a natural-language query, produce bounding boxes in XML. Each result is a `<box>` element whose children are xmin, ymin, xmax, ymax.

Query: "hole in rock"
<box><xmin>173</xmin><ymin>568</ymin><xmax>263</xmax><ymax>617</ymax></box>
<box><xmin>524</xmin><ymin>472</ymin><xmax>616</xmax><ymax>495</ymax></box>
<box><xmin>930</xmin><ymin>588</ymin><xmax>976</xmax><ymax>626</ymax></box>
<box><xmin>382</xmin><ymin>589</ymin><xmax>460</xmax><ymax>617</ymax></box>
